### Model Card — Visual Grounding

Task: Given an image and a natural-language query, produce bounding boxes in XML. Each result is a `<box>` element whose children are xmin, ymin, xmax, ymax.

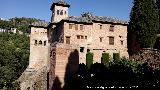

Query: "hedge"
<box><xmin>86</xmin><ymin>52</ymin><xmax>93</xmax><ymax>69</ymax></box>
<box><xmin>113</xmin><ymin>53</ymin><xmax>120</xmax><ymax>62</ymax></box>
<box><xmin>101</xmin><ymin>53</ymin><xmax>109</xmax><ymax>65</ymax></box>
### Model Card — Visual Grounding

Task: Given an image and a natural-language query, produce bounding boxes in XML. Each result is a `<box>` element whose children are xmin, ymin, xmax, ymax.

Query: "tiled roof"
<box><xmin>54</xmin><ymin>0</ymin><xmax>69</xmax><ymax>6</ymax></box>
<box><xmin>64</xmin><ymin>13</ymin><xmax>128</xmax><ymax>24</ymax></box>
<box><xmin>65</xmin><ymin>16</ymin><xmax>93</xmax><ymax>23</ymax></box>
<box><xmin>50</xmin><ymin>0</ymin><xmax>70</xmax><ymax>10</ymax></box>
<box><xmin>31</xmin><ymin>21</ymin><xmax>49</xmax><ymax>27</ymax></box>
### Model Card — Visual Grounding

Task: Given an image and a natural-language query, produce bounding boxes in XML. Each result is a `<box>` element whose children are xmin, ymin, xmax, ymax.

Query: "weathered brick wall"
<box><xmin>62</xmin><ymin>22</ymin><xmax>128</xmax><ymax>63</ymax></box>
<box><xmin>53</xmin><ymin>43</ymin><xmax>79</xmax><ymax>88</ymax></box>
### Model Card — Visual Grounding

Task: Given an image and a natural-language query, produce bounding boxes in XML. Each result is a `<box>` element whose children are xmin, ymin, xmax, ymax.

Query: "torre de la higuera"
<box><xmin>19</xmin><ymin>0</ymin><xmax>129</xmax><ymax>90</ymax></box>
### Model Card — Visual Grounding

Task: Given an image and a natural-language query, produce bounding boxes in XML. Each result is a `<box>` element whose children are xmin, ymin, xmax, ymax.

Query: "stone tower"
<box><xmin>28</xmin><ymin>21</ymin><xmax>49</xmax><ymax>71</ymax></box>
<box><xmin>50</xmin><ymin>0</ymin><xmax>70</xmax><ymax>23</ymax></box>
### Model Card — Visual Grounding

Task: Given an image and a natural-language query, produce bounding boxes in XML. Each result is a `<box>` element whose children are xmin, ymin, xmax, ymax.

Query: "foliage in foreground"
<box><xmin>62</xmin><ymin>58</ymin><xmax>160</xmax><ymax>90</ymax></box>
<box><xmin>0</xmin><ymin>32</ymin><xmax>29</xmax><ymax>89</ymax></box>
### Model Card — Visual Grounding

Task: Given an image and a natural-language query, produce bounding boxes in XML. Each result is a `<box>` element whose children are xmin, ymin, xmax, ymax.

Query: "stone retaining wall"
<box><xmin>130</xmin><ymin>49</ymin><xmax>160</xmax><ymax>69</ymax></box>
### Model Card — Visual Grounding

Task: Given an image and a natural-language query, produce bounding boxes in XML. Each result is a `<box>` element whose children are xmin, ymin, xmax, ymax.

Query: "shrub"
<box><xmin>101</xmin><ymin>53</ymin><xmax>109</xmax><ymax>65</ymax></box>
<box><xmin>113</xmin><ymin>53</ymin><xmax>120</xmax><ymax>63</ymax></box>
<box><xmin>86</xmin><ymin>52</ymin><xmax>93</xmax><ymax>69</ymax></box>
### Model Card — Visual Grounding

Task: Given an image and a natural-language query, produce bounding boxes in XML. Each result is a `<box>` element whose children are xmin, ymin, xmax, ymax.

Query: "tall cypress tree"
<box><xmin>129</xmin><ymin>0</ymin><xmax>159</xmax><ymax>49</ymax></box>
<box><xmin>157</xmin><ymin>0</ymin><xmax>160</xmax><ymax>29</ymax></box>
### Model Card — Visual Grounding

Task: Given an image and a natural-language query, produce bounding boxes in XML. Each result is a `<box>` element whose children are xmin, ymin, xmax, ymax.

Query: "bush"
<box><xmin>86</xmin><ymin>52</ymin><xmax>93</xmax><ymax>69</ymax></box>
<box><xmin>101</xmin><ymin>53</ymin><xmax>109</xmax><ymax>65</ymax></box>
<box><xmin>113</xmin><ymin>53</ymin><xmax>120</xmax><ymax>63</ymax></box>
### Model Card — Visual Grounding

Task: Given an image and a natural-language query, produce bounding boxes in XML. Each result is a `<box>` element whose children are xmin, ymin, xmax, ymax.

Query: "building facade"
<box><xmin>20</xmin><ymin>0</ymin><xmax>129</xmax><ymax>90</ymax></box>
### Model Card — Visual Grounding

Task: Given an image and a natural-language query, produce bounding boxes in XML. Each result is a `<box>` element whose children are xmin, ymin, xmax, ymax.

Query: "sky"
<box><xmin>0</xmin><ymin>0</ymin><xmax>133</xmax><ymax>22</ymax></box>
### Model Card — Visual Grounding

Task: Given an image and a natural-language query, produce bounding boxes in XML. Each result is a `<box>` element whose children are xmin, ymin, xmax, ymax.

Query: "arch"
<box><xmin>39</xmin><ymin>40</ymin><xmax>42</xmax><ymax>45</ymax></box>
<box><xmin>57</xmin><ymin>10</ymin><xmax>60</xmax><ymax>15</ymax></box>
<box><xmin>44</xmin><ymin>41</ymin><xmax>46</xmax><ymax>46</ymax></box>
<box><xmin>60</xmin><ymin>10</ymin><xmax>63</xmax><ymax>15</ymax></box>
<box><xmin>35</xmin><ymin>40</ymin><xmax>37</xmax><ymax>45</ymax></box>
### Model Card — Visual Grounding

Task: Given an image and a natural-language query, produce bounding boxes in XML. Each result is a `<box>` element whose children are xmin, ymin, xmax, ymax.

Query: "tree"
<box><xmin>0</xmin><ymin>32</ymin><xmax>29</xmax><ymax>89</ymax></box>
<box><xmin>101</xmin><ymin>53</ymin><xmax>109</xmax><ymax>65</ymax></box>
<box><xmin>86</xmin><ymin>52</ymin><xmax>93</xmax><ymax>69</ymax></box>
<box><xmin>156</xmin><ymin>0</ymin><xmax>160</xmax><ymax>28</ymax></box>
<box><xmin>129</xmin><ymin>0</ymin><xmax>159</xmax><ymax>49</ymax></box>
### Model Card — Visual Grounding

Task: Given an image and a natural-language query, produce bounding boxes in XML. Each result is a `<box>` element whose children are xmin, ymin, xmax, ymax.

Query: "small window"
<box><xmin>69</xmin><ymin>24</ymin><xmax>73</xmax><ymax>29</ymax></box>
<box><xmin>81</xmin><ymin>36</ymin><xmax>84</xmax><ymax>39</ymax></box>
<box><xmin>80</xmin><ymin>47</ymin><xmax>84</xmax><ymax>52</ymax></box>
<box><xmin>57</xmin><ymin>10</ymin><xmax>60</xmax><ymax>15</ymax></box>
<box><xmin>100</xmin><ymin>37</ymin><xmax>103</xmax><ymax>42</ymax></box>
<box><xmin>39</xmin><ymin>40</ymin><xmax>42</xmax><ymax>45</ymax></box>
<box><xmin>87</xmin><ymin>49</ymin><xmax>90</xmax><ymax>52</ymax></box>
<box><xmin>80</xmin><ymin>25</ymin><xmax>83</xmax><ymax>30</ymax></box>
<box><xmin>66</xmin><ymin>36</ymin><xmax>70</xmax><ymax>44</ymax></box>
<box><xmin>75</xmin><ymin>24</ymin><xmax>78</xmax><ymax>30</ymax></box>
<box><xmin>100</xmin><ymin>25</ymin><xmax>102</xmax><ymax>29</ymax></box>
<box><xmin>121</xmin><ymin>40</ymin><xmax>123</xmax><ymax>45</ymax></box>
<box><xmin>109</xmin><ymin>25</ymin><xmax>114</xmax><ymax>31</ymax></box>
<box><xmin>44</xmin><ymin>41</ymin><xmax>46</xmax><ymax>46</ymax></box>
<box><xmin>85</xmin><ymin>36</ymin><xmax>87</xmax><ymax>39</ymax></box>
<box><xmin>65</xmin><ymin>11</ymin><xmax>67</xmax><ymax>14</ymax></box>
<box><xmin>60</xmin><ymin>10</ymin><xmax>63</xmax><ymax>15</ymax></box>
<box><xmin>35</xmin><ymin>40</ymin><xmax>37</xmax><ymax>45</ymax></box>
<box><xmin>109</xmin><ymin>37</ymin><xmax>114</xmax><ymax>45</ymax></box>
<box><xmin>77</xmin><ymin>35</ymin><xmax>80</xmax><ymax>39</ymax></box>
<box><xmin>119</xmin><ymin>35</ymin><xmax>122</xmax><ymax>38</ymax></box>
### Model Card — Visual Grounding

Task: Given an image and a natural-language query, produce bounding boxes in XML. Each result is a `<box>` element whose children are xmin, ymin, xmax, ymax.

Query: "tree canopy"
<box><xmin>0</xmin><ymin>17</ymin><xmax>41</xmax><ymax>34</ymax></box>
<box><xmin>0</xmin><ymin>32</ymin><xmax>29</xmax><ymax>89</ymax></box>
<box><xmin>129</xmin><ymin>0</ymin><xmax>159</xmax><ymax>48</ymax></box>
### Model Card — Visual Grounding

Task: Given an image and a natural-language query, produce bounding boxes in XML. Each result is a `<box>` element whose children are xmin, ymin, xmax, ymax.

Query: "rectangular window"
<box><xmin>100</xmin><ymin>25</ymin><xmax>102</xmax><ymax>29</ymax></box>
<box><xmin>69</xmin><ymin>24</ymin><xmax>73</xmax><ymax>29</ymax></box>
<box><xmin>75</xmin><ymin>24</ymin><xmax>78</xmax><ymax>30</ymax></box>
<box><xmin>109</xmin><ymin>25</ymin><xmax>114</xmax><ymax>31</ymax></box>
<box><xmin>100</xmin><ymin>37</ymin><xmax>103</xmax><ymax>42</ymax></box>
<box><xmin>77</xmin><ymin>35</ymin><xmax>80</xmax><ymax>39</ymax></box>
<box><xmin>80</xmin><ymin>25</ymin><xmax>83</xmax><ymax>30</ymax></box>
<box><xmin>81</xmin><ymin>36</ymin><xmax>84</xmax><ymax>39</ymax></box>
<box><xmin>121</xmin><ymin>40</ymin><xmax>123</xmax><ymax>45</ymax></box>
<box><xmin>80</xmin><ymin>47</ymin><xmax>84</xmax><ymax>52</ymax></box>
<box><xmin>85</xmin><ymin>36</ymin><xmax>87</xmax><ymax>39</ymax></box>
<box><xmin>57</xmin><ymin>10</ymin><xmax>59</xmax><ymax>15</ymax></box>
<box><xmin>66</xmin><ymin>36</ymin><xmax>70</xmax><ymax>44</ymax></box>
<box><xmin>109</xmin><ymin>37</ymin><xmax>114</xmax><ymax>45</ymax></box>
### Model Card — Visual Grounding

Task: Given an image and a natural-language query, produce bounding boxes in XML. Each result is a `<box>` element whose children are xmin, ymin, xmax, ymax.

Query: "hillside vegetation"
<box><xmin>0</xmin><ymin>32</ymin><xmax>29</xmax><ymax>89</ymax></box>
<box><xmin>0</xmin><ymin>17</ymin><xmax>41</xmax><ymax>34</ymax></box>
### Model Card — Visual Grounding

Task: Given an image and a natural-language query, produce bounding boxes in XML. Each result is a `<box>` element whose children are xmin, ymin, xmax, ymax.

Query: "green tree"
<box><xmin>101</xmin><ymin>53</ymin><xmax>109</xmax><ymax>65</ymax></box>
<box><xmin>86</xmin><ymin>52</ymin><xmax>93</xmax><ymax>69</ymax></box>
<box><xmin>129</xmin><ymin>0</ymin><xmax>159</xmax><ymax>48</ymax></box>
<box><xmin>156</xmin><ymin>0</ymin><xmax>160</xmax><ymax>28</ymax></box>
<box><xmin>0</xmin><ymin>32</ymin><xmax>29</xmax><ymax>89</ymax></box>
<box><xmin>113</xmin><ymin>53</ymin><xmax>120</xmax><ymax>63</ymax></box>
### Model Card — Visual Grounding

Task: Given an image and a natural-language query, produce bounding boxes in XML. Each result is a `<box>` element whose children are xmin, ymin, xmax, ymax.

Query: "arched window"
<box><xmin>60</xmin><ymin>10</ymin><xmax>63</xmax><ymax>15</ymax></box>
<box><xmin>57</xmin><ymin>10</ymin><xmax>60</xmax><ymax>15</ymax></box>
<box><xmin>39</xmin><ymin>40</ymin><xmax>42</xmax><ymax>45</ymax></box>
<box><xmin>44</xmin><ymin>41</ymin><xmax>46</xmax><ymax>46</ymax></box>
<box><xmin>35</xmin><ymin>40</ymin><xmax>37</xmax><ymax>45</ymax></box>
